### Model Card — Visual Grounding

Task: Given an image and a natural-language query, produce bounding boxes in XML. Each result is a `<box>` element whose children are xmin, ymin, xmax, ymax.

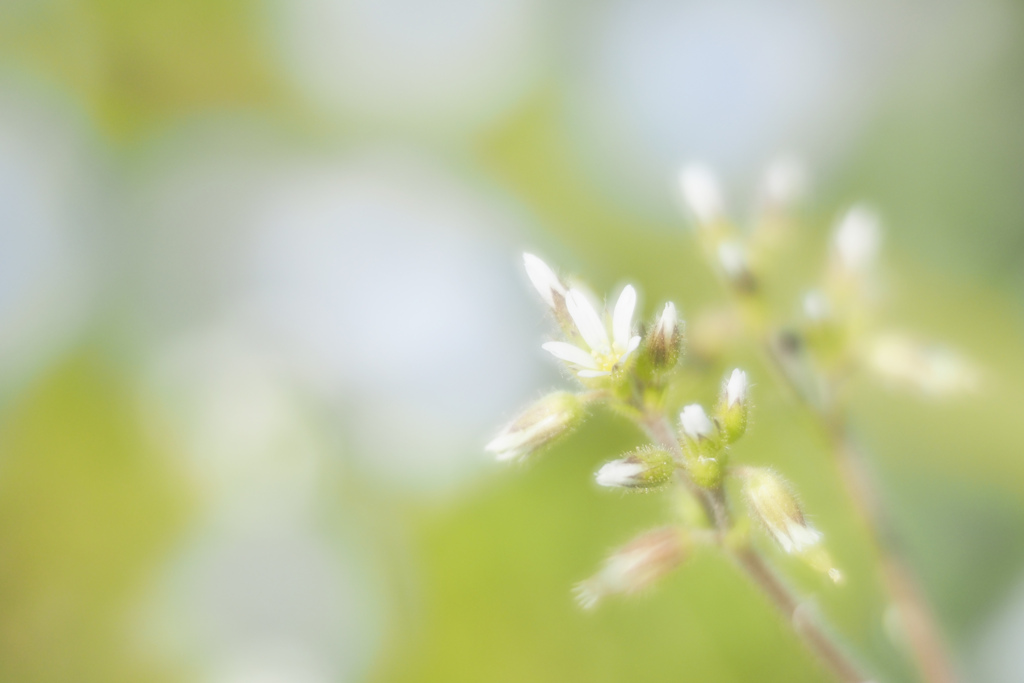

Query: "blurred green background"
<box><xmin>1</xmin><ymin>0</ymin><xmax>1024</xmax><ymax>681</ymax></box>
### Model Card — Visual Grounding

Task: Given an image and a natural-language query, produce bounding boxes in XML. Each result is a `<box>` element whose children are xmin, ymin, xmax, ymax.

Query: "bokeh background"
<box><xmin>1</xmin><ymin>0</ymin><xmax>1024</xmax><ymax>681</ymax></box>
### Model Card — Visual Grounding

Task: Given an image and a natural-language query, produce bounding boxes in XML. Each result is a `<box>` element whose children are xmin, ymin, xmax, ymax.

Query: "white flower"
<box><xmin>678</xmin><ymin>163</ymin><xmax>724</xmax><ymax>226</ymax></box>
<box><xmin>834</xmin><ymin>205</ymin><xmax>881</xmax><ymax>272</ymax></box>
<box><xmin>725</xmin><ymin>369</ymin><xmax>748</xmax><ymax>408</ymax></box>
<box><xmin>542</xmin><ymin>285</ymin><xmax>642</xmax><ymax>378</ymax></box>
<box><xmin>680</xmin><ymin>403</ymin><xmax>714</xmax><ymax>440</ymax></box>
<box><xmin>523</xmin><ymin>252</ymin><xmax>566</xmax><ymax>309</ymax></box>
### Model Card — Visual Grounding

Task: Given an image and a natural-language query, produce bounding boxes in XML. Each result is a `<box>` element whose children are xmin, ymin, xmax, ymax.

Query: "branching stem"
<box><xmin>641</xmin><ymin>411</ymin><xmax>866</xmax><ymax>683</ymax></box>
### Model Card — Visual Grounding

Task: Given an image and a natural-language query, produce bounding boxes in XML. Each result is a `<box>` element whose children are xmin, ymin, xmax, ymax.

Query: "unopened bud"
<box><xmin>595</xmin><ymin>446</ymin><xmax>675</xmax><ymax>490</ymax></box>
<box><xmin>717</xmin><ymin>241</ymin><xmax>755</xmax><ymax>291</ymax></box>
<box><xmin>680</xmin><ymin>404</ymin><xmax>715</xmax><ymax>442</ymax></box>
<box><xmin>678</xmin><ymin>164</ymin><xmax>724</xmax><ymax>227</ymax></box>
<box><xmin>645</xmin><ymin>302</ymin><xmax>683</xmax><ymax>370</ymax></box>
<box><xmin>574</xmin><ymin>527</ymin><xmax>686</xmax><ymax>609</ymax></box>
<box><xmin>833</xmin><ymin>205</ymin><xmax>881</xmax><ymax>273</ymax></box>
<box><xmin>740</xmin><ymin>468</ymin><xmax>822</xmax><ymax>555</ymax></box>
<box><xmin>717</xmin><ymin>368</ymin><xmax>749</xmax><ymax>442</ymax></box>
<box><xmin>485</xmin><ymin>392</ymin><xmax>584</xmax><ymax>462</ymax></box>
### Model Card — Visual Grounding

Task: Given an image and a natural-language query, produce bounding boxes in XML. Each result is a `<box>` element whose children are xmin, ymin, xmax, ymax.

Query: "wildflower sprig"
<box><xmin>488</xmin><ymin>253</ymin><xmax>861</xmax><ymax>682</ymax></box>
<box><xmin>677</xmin><ymin>160</ymin><xmax>969</xmax><ymax>683</ymax></box>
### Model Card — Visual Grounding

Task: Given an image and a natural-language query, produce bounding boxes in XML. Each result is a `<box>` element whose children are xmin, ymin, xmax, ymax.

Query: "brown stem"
<box><xmin>641</xmin><ymin>412</ymin><xmax>867</xmax><ymax>683</ymax></box>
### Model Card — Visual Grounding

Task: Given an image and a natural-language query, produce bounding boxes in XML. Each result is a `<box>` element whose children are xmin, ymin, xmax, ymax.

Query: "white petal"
<box><xmin>596</xmin><ymin>460</ymin><xmax>645</xmax><ymax>487</ymax></box>
<box><xmin>523</xmin><ymin>253</ymin><xmax>565</xmax><ymax>308</ymax></box>
<box><xmin>542</xmin><ymin>341</ymin><xmax>599</xmax><ymax>369</ymax></box>
<box><xmin>656</xmin><ymin>302</ymin><xmax>677</xmax><ymax>338</ymax></box>
<box><xmin>785</xmin><ymin>522</ymin><xmax>823</xmax><ymax>553</ymax></box>
<box><xmin>612</xmin><ymin>285</ymin><xmax>637</xmax><ymax>351</ymax></box>
<box><xmin>566</xmin><ymin>289</ymin><xmax>610</xmax><ymax>354</ymax></box>
<box><xmin>577</xmin><ymin>369</ymin><xmax>612</xmax><ymax>378</ymax></box>
<box><xmin>726</xmin><ymin>369</ymin><xmax>748</xmax><ymax>407</ymax></box>
<box><xmin>680</xmin><ymin>404</ymin><xmax>714</xmax><ymax>439</ymax></box>
<box><xmin>616</xmin><ymin>335</ymin><xmax>642</xmax><ymax>365</ymax></box>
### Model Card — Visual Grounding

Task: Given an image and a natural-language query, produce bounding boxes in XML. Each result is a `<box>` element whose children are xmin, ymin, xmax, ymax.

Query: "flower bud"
<box><xmin>574</xmin><ymin>527</ymin><xmax>686</xmax><ymax>609</ymax></box>
<box><xmin>717</xmin><ymin>368</ymin><xmax>749</xmax><ymax>443</ymax></box>
<box><xmin>645</xmin><ymin>302</ymin><xmax>683</xmax><ymax>371</ymax></box>
<box><xmin>678</xmin><ymin>164</ymin><xmax>724</xmax><ymax>227</ymax></box>
<box><xmin>717</xmin><ymin>241</ymin><xmax>756</xmax><ymax>291</ymax></box>
<box><xmin>679</xmin><ymin>404</ymin><xmax>715</xmax><ymax>442</ymax></box>
<box><xmin>833</xmin><ymin>205</ymin><xmax>881</xmax><ymax>273</ymax></box>
<box><xmin>740</xmin><ymin>467</ymin><xmax>822</xmax><ymax>555</ymax></box>
<box><xmin>485</xmin><ymin>392</ymin><xmax>584</xmax><ymax>462</ymax></box>
<box><xmin>595</xmin><ymin>446</ymin><xmax>675</xmax><ymax>490</ymax></box>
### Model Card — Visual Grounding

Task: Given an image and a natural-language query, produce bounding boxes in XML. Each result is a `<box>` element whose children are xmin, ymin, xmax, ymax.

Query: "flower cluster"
<box><xmin>678</xmin><ymin>162</ymin><xmax>979</xmax><ymax>401</ymax></box>
<box><xmin>487</xmin><ymin>252</ymin><xmax>834</xmax><ymax>609</ymax></box>
<box><xmin>484</xmin><ymin>158</ymin><xmax>972</xmax><ymax>683</ymax></box>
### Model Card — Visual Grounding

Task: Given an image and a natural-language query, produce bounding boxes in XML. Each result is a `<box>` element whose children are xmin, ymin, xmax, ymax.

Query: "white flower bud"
<box><xmin>646</xmin><ymin>302</ymin><xmax>682</xmax><ymax>370</ymax></box>
<box><xmin>485</xmin><ymin>392</ymin><xmax>584</xmax><ymax>462</ymax></box>
<box><xmin>716</xmin><ymin>369</ymin><xmax>749</xmax><ymax>444</ymax></box>
<box><xmin>680</xmin><ymin>403</ymin><xmax>715</xmax><ymax>441</ymax></box>
<box><xmin>725</xmin><ymin>368</ymin><xmax>748</xmax><ymax>408</ymax></box>
<box><xmin>678</xmin><ymin>163</ymin><xmax>724</xmax><ymax>227</ymax></box>
<box><xmin>574</xmin><ymin>527</ymin><xmax>685</xmax><ymax>609</ymax></box>
<box><xmin>595</xmin><ymin>447</ymin><xmax>674</xmax><ymax>490</ymax></box>
<box><xmin>833</xmin><ymin>205</ymin><xmax>881</xmax><ymax>272</ymax></box>
<box><xmin>741</xmin><ymin>468</ymin><xmax>822</xmax><ymax>555</ymax></box>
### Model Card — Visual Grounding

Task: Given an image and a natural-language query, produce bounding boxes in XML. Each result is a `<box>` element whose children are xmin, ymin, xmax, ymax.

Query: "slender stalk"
<box><xmin>642</xmin><ymin>411</ymin><xmax>866</xmax><ymax>683</ymax></box>
<box><xmin>705</xmin><ymin>248</ymin><xmax>957</xmax><ymax>683</ymax></box>
<box><xmin>763</xmin><ymin>339</ymin><xmax>958</xmax><ymax>683</ymax></box>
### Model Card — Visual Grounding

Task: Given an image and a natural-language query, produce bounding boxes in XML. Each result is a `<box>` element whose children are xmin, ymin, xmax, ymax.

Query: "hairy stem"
<box><xmin>642</xmin><ymin>411</ymin><xmax>866</xmax><ymax>683</ymax></box>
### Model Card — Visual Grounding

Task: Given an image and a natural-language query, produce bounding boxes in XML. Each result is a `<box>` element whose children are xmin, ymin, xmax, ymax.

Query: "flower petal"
<box><xmin>577</xmin><ymin>369</ymin><xmax>612</xmax><ymax>378</ymax></box>
<box><xmin>542</xmin><ymin>341</ymin><xmax>599</xmax><ymax>369</ymax></box>
<box><xmin>617</xmin><ymin>335</ymin><xmax>642</xmax><ymax>365</ymax></box>
<box><xmin>566</xmin><ymin>289</ymin><xmax>610</xmax><ymax>354</ymax></box>
<box><xmin>523</xmin><ymin>253</ymin><xmax>565</xmax><ymax>308</ymax></box>
<box><xmin>612</xmin><ymin>285</ymin><xmax>637</xmax><ymax>351</ymax></box>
